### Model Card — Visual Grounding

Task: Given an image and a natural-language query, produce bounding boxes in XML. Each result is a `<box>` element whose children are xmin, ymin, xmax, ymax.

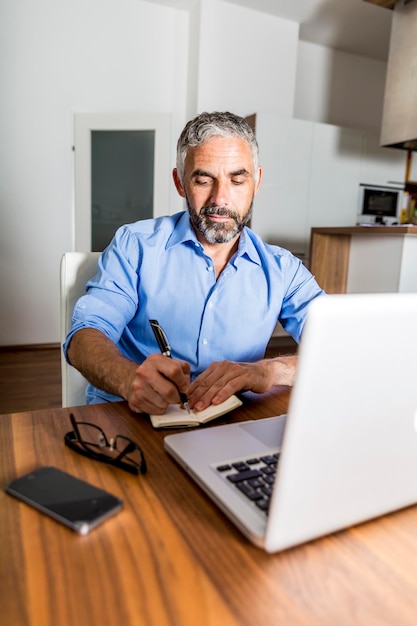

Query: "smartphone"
<box><xmin>5</xmin><ymin>466</ymin><xmax>123</xmax><ymax>534</ymax></box>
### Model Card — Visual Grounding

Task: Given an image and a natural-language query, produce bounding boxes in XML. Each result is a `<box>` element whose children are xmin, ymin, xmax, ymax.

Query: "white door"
<box><xmin>74</xmin><ymin>113</ymin><xmax>171</xmax><ymax>251</ymax></box>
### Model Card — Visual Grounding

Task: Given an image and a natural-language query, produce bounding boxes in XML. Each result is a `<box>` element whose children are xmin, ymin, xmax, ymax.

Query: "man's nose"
<box><xmin>209</xmin><ymin>180</ymin><xmax>229</xmax><ymax>207</ymax></box>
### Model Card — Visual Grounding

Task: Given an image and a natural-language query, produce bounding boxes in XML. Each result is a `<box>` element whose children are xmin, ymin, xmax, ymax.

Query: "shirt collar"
<box><xmin>166</xmin><ymin>211</ymin><xmax>200</xmax><ymax>249</ymax></box>
<box><xmin>235</xmin><ymin>227</ymin><xmax>262</xmax><ymax>266</ymax></box>
<box><xmin>166</xmin><ymin>211</ymin><xmax>262</xmax><ymax>266</ymax></box>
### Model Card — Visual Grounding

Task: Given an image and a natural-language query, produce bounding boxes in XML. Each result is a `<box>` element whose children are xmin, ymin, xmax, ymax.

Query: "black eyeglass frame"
<box><xmin>64</xmin><ymin>413</ymin><xmax>147</xmax><ymax>476</ymax></box>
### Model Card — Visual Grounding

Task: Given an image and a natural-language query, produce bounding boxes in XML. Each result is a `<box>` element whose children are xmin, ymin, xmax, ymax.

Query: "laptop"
<box><xmin>165</xmin><ymin>293</ymin><xmax>417</xmax><ymax>553</ymax></box>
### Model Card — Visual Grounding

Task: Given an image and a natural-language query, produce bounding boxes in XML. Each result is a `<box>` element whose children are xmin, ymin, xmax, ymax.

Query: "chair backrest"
<box><xmin>60</xmin><ymin>252</ymin><xmax>101</xmax><ymax>407</ymax></box>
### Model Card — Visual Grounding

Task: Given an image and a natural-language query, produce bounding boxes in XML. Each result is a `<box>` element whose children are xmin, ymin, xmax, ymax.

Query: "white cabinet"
<box><xmin>249</xmin><ymin>113</ymin><xmax>411</xmax><ymax>260</ymax></box>
<box><xmin>346</xmin><ymin>234</ymin><xmax>417</xmax><ymax>293</ymax></box>
<box><xmin>250</xmin><ymin>114</ymin><xmax>312</xmax><ymax>257</ymax></box>
<box><xmin>308</xmin><ymin>124</ymin><xmax>362</xmax><ymax>234</ymax></box>
<box><xmin>359</xmin><ymin>133</ymin><xmax>408</xmax><ymax>186</ymax></box>
<box><xmin>310</xmin><ymin>226</ymin><xmax>417</xmax><ymax>295</ymax></box>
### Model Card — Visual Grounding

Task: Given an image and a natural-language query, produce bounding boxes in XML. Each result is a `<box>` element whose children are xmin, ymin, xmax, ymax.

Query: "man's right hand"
<box><xmin>67</xmin><ymin>328</ymin><xmax>190</xmax><ymax>415</ymax></box>
<box><xmin>126</xmin><ymin>353</ymin><xmax>190</xmax><ymax>415</ymax></box>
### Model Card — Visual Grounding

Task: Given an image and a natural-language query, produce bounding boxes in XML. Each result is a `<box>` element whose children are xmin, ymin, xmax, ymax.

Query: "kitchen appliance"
<box><xmin>357</xmin><ymin>183</ymin><xmax>404</xmax><ymax>225</ymax></box>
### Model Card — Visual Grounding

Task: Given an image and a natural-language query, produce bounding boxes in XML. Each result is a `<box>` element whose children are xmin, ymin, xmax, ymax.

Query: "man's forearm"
<box><xmin>67</xmin><ymin>328</ymin><xmax>138</xmax><ymax>400</ymax></box>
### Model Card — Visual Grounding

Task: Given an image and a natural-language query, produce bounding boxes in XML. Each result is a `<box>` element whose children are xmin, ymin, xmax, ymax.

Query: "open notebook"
<box><xmin>149</xmin><ymin>395</ymin><xmax>242</xmax><ymax>428</ymax></box>
<box><xmin>165</xmin><ymin>293</ymin><xmax>417</xmax><ymax>552</ymax></box>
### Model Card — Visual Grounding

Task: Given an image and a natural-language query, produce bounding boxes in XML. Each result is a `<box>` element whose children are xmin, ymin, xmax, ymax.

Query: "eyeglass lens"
<box><xmin>76</xmin><ymin>422</ymin><xmax>144</xmax><ymax>467</ymax></box>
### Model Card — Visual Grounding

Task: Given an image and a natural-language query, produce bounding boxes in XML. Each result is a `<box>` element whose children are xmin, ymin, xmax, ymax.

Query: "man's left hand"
<box><xmin>188</xmin><ymin>356</ymin><xmax>297</xmax><ymax>412</ymax></box>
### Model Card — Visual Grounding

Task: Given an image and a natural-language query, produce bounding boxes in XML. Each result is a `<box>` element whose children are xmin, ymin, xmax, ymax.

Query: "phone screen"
<box><xmin>5</xmin><ymin>466</ymin><xmax>123</xmax><ymax>534</ymax></box>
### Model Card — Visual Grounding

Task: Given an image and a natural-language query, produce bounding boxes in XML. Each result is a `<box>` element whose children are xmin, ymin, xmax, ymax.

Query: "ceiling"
<box><xmin>151</xmin><ymin>0</ymin><xmax>394</xmax><ymax>61</ymax></box>
<box><xmin>225</xmin><ymin>0</ymin><xmax>394</xmax><ymax>61</ymax></box>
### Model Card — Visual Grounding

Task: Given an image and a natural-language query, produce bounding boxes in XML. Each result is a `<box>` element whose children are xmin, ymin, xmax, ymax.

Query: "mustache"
<box><xmin>200</xmin><ymin>206</ymin><xmax>239</xmax><ymax>220</ymax></box>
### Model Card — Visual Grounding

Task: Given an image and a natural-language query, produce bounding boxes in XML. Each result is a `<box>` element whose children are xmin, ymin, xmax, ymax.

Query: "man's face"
<box><xmin>173</xmin><ymin>136</ymin><xmax>262</xmax><ymax>244</ymax></box>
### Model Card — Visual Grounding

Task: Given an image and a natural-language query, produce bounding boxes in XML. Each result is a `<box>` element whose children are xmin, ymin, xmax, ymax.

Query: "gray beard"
<box><xmin>187</xmin><ymin>201</ymin><xmax>253</xmax><ymax>244</ymax></box>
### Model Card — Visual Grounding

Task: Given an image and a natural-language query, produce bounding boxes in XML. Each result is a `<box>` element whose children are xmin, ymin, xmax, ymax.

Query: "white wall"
<box><xmin>0</xmin><ymin>0</ymin><xmax>398</xmax><ymax>346</ymax></box>
<box><xmin>196</xmin><ymin>0</ymin><xmax>299</xmax><ymax>117</ymax></box>
<box><xmin>0</xmin><ymin>0</ymin><xmax>189</xmax><ymax>345</ymax></box>
<box><xmin>294</xmin><ymin>39</ymin><xmax>412</xmax><ymax>185</ymax></box>
<box><xmin>295</xmin><ymin>41</ymin><xmax>387</xmax><ymax>134</ymax></box>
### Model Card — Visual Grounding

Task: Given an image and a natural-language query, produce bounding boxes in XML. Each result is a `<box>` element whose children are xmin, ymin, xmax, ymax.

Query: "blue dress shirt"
<box><xmin>64</xmin><ymin>211</ymin><xmax>324</xmax><ymax>403</ymax></box>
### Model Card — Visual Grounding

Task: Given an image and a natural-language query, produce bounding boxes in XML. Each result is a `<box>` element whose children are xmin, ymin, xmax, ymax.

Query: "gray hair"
<box><xmin>176</xmin><ymin>111</ymin><xmax>259</xmax><ymax>184</ymax></box>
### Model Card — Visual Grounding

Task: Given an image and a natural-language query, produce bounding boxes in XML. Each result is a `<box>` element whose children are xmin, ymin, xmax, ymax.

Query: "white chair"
<box><xmin>60</xmin><ymin>252</ymin><xmax>101</xmax><ymax>407</ymax></box>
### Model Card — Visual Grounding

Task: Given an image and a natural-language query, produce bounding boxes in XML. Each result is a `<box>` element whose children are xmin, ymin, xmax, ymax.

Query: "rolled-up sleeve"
<box><xmin>63</xmin><ymin>225</ymin><xmax>141</xmax><ymax>363</ymax></box>
<box><xmin>63</xmin><ymin>294</ymin><xmax>132</xmax><ymax>362</ymax></box>
<box><xmin>277</xmin><ymin>256</ymin><xmax>324</xmax><ymax>343</ymax></box>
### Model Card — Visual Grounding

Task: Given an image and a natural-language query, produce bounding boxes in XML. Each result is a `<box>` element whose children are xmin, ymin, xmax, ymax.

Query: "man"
<box><xmin>65</xmin><ymin>111</ymin><xmax>324</xmax><ymax>415</ymax></box>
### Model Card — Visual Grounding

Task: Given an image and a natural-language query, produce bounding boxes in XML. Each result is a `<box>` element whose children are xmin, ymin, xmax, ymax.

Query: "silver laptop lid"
<box><xmin>265</xmin><ymin>292</ymin><xmax>417</xmax><ymax>552</ymax></box>
<box><xmin>166</xmin><ymin>293</ymin><xmax>417</xmax><ymax>553</ymax></box>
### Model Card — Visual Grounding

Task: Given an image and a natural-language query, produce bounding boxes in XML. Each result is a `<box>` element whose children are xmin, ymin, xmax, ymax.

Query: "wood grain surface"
<box><xmin>2</xmin><ymin>388</ymin><xmax>417</xmax><ymax>626</ymax></box>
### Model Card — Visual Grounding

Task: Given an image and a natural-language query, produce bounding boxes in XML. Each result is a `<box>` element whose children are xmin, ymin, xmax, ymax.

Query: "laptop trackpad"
<box><xmin>239</xmin><ymin>415</ymin><xmax>287</xmax><ymax>447</ymax></box>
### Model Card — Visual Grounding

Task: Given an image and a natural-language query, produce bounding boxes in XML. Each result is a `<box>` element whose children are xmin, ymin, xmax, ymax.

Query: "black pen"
<box><xmin>149</xmin><ymin>319</ymin><xmax>191</xmax><ymax>414</ymax></box>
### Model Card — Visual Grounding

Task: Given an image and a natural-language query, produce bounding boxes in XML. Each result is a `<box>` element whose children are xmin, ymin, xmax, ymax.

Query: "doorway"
<box><xmin>74</xmin><ymin>113</ymin><xmax>171</xmax><ymax>251</ymax></box>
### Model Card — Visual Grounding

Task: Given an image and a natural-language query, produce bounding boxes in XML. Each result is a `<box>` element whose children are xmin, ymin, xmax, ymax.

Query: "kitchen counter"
<box><xmin>311</xmin><ymin>225</ymin><xmax>417</xmax><ymax>236</ymax></box>
<box><xmin>309</xmin><ymin>226</ymin><xmax>417</xmax><ymax>293</ymax></box>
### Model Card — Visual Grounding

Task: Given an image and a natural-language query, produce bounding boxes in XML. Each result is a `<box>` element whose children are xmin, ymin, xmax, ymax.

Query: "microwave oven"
<box><xmin>357</xmin><ymin>184</ymin><xmax>404</xmax><ymax>225</ymax></box>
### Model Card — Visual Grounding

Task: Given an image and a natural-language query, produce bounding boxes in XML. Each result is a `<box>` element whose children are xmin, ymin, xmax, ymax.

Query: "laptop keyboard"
<box><xmin>215</xmin><ymin>452</ymin><xmax>280</xmax><ymax>514</ymax></box>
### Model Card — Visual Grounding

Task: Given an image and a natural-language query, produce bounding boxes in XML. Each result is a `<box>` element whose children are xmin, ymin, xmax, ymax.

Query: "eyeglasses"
<box><xmin>64</xmin><ymin>413</ymin><xmax>147</xmax><ymax>476</ymax></box>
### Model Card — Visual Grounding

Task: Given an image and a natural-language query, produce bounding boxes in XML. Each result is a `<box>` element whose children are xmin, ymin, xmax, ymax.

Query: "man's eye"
<box><xmin>195</xmin><ymin>177</ymin><xmax>211</xmax><ymax>185</ymax></box>
<box><xmin>232</xmin><ymin>179</ymin><xmax>245</xmax><ymax>185</ymax></box>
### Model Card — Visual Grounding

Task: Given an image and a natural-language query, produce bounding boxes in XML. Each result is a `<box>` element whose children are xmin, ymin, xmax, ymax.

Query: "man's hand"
<box><xmin>126</xmin><ymin>353</ymin><xmax>190</xmax><ymax>415</ymax></box>
<box><xmin>188</xmin><ymin>355</ymin><xmax>297</xmax><ymax>412</ymax></box>
<box><xmin>67</xmin><ymin>328</ymin><xmax>190</xmax><ymax>415</ymax></box>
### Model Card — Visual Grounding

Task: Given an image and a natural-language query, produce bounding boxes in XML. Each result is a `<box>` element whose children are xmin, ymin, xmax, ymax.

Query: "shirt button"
<box><xmin>202</xmin><ymin>338</ymin><xmax>208</xmax><ymax>345</ymax></box>
<box><xmin>207</xmin><ymin>266</ymin><xmax>213</xmax><ymax>272</ymax></box>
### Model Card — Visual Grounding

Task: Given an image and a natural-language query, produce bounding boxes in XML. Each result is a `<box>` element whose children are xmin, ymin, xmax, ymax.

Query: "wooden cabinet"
<box><xmin>310</xmin><ymin>226</ymin><xmax>417</xmax><ymax>294</ymax></box>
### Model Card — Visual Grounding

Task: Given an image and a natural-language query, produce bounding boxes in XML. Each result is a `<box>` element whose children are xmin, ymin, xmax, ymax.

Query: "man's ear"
<box><xmin>172</xmin><ymin>168</ymin><xmax>186</xmax><ymax>198</ymax></box>
<box><xmin>254</xmin><ymin>166</ymin><xmax>263</xmax><ymax>195</ymax></box>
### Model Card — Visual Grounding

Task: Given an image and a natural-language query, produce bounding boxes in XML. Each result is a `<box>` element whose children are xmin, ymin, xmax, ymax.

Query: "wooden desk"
<box><xmin>2</xmin><ymin>390</ymin><xmax>417</xmax><ymax>626</ymax></box>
